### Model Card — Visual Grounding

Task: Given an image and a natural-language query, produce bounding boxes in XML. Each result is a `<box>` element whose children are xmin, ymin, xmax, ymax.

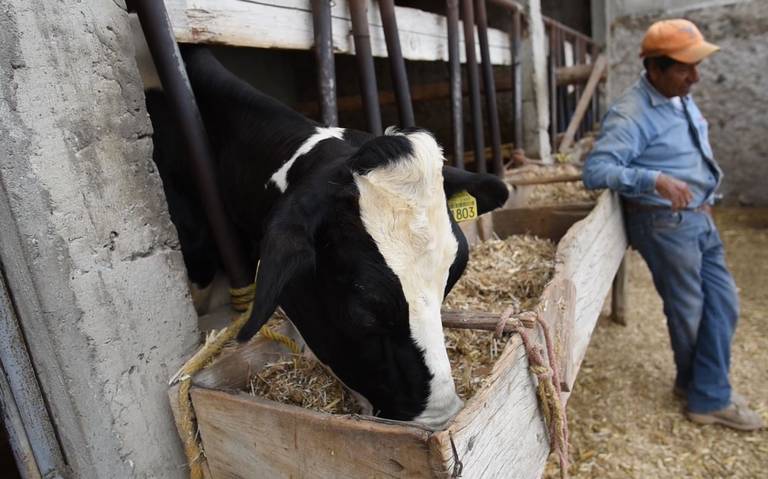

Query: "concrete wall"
<box><xmin>605</xmin><ymin>0</ymin><xmax>767</xmax><ymax>205</ymax></box>
<box><xmin>0</xmin><ymin>1</ymin><xmax>199</xmax><ymax>477</ymax></box>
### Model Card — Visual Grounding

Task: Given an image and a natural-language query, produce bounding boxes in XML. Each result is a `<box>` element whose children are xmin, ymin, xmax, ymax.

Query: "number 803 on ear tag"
<box><xmin>448</xmin><ymin>191</ymin><xmax>478</xmax><ymax>223</ymax></box>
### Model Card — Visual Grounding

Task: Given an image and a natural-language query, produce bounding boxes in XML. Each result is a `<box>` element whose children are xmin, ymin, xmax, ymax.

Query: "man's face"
<box><xmin>648</xmin><ymin>61</ymin><xmax>700</xmax><ymax>98</ymax></box>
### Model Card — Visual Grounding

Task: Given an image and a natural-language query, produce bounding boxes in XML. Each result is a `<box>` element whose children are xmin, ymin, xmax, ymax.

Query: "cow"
<box><xmin>144</xmin><ymin>45</ymin><xmax>509</xmax><ymax>428</ymax></box>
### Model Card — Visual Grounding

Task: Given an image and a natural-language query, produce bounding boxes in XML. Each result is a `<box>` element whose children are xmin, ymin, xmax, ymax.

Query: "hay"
<box><xmin>444</xmin><ymin>234</ymin><xmax>557</xmax><ymax>313</ymax></box>
<box><xmin>249</xmin><ymin>355</ymin><xmax>362</xmax><ymax>415</ymax></box>
<box><xmin>507</xmin><ymin>163</ymin><xmax>602</xmax><ymax>207</ymax></box>
<box><xmin>444</xmin><ymin>234</ymin><xmax>557</xmax><ymax>398</ymax></box>
<box><xmin>247</xmin><ymin>234</ymin><xmax>557</xmax><ymax>409</ymax></box>
<box><xmin>528</xmin><ymin>182</ymin><xmax>602</xmax><ymax>207</ymax></box>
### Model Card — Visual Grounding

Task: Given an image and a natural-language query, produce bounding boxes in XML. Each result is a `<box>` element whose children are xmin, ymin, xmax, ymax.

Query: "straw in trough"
<box><xmin>247</xmin><ymin>234</ymin><xmax>557</xmax><ymax>410</ymax></box>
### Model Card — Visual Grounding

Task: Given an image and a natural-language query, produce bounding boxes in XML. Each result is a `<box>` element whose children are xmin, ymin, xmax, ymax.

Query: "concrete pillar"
<box><xmin>0</xmin><ymin>1</ymin><xmax>199</xmax><ymax>477</ymax></box>
<box><xmin>519</xmin><ymin>0</ymin><xmax>552</xmax><ymax>161</ymax></box>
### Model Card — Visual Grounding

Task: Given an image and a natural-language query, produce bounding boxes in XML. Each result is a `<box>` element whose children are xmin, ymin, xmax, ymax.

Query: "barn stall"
<box><xmin>0</xmin><ymin>1</ymin><xmax>615</xmax><ymax>478</ymax></box>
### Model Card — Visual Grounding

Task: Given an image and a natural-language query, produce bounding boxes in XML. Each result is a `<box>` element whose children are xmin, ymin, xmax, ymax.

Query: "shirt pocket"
<box><xmin>651</xmin><ymin>211</ymin><xmax>683</xmax><ymax>230</ymax></box>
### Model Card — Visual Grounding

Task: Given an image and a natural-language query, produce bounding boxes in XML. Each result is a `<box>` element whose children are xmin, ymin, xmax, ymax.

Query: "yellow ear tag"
<box><xmin>448</xmin><ymin>191</ymin><xmax>478</xmax><ymax>223</ymax></box>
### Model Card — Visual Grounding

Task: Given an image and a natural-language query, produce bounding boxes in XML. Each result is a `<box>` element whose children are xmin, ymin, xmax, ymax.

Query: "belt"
<box><xmin>622</xmin><ymin>200</ymin><xmax>710</xmax><ymax>214</ymax></box>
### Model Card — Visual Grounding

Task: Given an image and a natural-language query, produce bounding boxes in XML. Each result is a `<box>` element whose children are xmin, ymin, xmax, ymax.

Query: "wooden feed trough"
<box><xmin>169</xmin><ymin>190</ymin><xmax>626</xmax><ymax>478</ymax></box>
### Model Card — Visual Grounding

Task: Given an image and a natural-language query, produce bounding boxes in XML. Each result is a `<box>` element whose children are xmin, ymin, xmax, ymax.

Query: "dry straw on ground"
<box><xmin>544</xmin><ymin>208</ymin><xmax>768</xmax><ymax>478</ymax></box>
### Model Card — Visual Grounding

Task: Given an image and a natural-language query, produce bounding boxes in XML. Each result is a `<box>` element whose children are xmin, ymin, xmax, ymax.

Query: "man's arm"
<box><xmin>582</xmin><ymin>110</ymin><xmax>660</xmax><ymax>195</ymax></box>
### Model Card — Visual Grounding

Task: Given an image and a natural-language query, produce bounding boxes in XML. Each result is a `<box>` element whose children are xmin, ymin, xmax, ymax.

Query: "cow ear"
<box><xmin>442</xmin><ymin>166</ymin><xmax>509</xmax><ymax>215</ymax></box>
<box><xmin>236</xmin><ymin>217</ymin><xmax>316</xmax><ymax>342</ymax></box>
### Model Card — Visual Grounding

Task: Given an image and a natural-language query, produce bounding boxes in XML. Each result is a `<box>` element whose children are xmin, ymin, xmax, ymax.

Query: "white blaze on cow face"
<box><xmin>354</xmin><ymin>130</ymin><xmax>463</xmax><ymax>428</ymax></box>
<box><xmin>269</xmin><ymin>127</ymin><xmax>345</xmax><ymax>192</ymax></box>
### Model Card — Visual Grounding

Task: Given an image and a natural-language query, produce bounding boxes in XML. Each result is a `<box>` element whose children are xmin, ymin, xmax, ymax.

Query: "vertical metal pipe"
<box><xmin>134</xmin><ymin>0</ymin><xmax>251</xmax><ymax>288</ymax></box>
<box><xmin>311</xmin><ymin>0</ymin><xmax>338</xmax><ymax>127</ymax></box>
<box><xmin>591</xmin><ymin>43</ymin><xmax>600</xmax><ymax>132</ymax></box>
<box><xmin>0</xmin><ymin>272</ymin><xmax>63</xmax><ymax>479</ymax></box>
<box><xmin>379</xmin><ymin>0</ymin><xmax>415</xmax><ymax>127</ymax></box>
<box><xmin>556</xmin><ymin>29</ymin><xmax>567</xmax><ymax>136</ymax></box>
<box><xmin>349</xmin><ymin>0</ymin><xmax>383</xmax><ymax>135</ymax></box>
<box><xmin>548</xmin><ymin>25</ymin><xmax>558</xmax><ymax>151</ymax></box>
<box><xmin>474</xmin><ymin>0</ymin><xmax>503</xmax><ymax>177</ymax></box>
<box><xmin>461</xmin><ymin>0</ymin><xmax>486</xmax><ymax>173</ymax></box>
<box><xmin>575</xmin><ymin>37</ymin><xmax>585</xmax><ymax>140</ymax></box>
<box><xmin>446</xmin><ymin>0</ymin><xmax>465</xmax><ymax>168</ymax></box>
<box><xmin>511</xmin><ymin>8</ymin><xmax>523</xmax><ymax>150</ymax></box>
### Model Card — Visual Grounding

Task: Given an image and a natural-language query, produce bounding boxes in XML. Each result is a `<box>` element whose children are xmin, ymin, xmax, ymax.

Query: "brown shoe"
<box><xmin>673</xmin><ymin>387</ymin><xmax>748</xmax><ymax>407</ymax></box>
<box><xmin>686</xmin><ymin>402</ymin><xmax>765</xmax><ymax>431</ymax></box>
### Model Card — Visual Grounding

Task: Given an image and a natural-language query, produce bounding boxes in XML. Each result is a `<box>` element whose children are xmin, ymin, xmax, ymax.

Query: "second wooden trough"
<box><xmin>171</xmin><ymin>190</ymin><xmax>627</xmax><ymax>478</ymax></box>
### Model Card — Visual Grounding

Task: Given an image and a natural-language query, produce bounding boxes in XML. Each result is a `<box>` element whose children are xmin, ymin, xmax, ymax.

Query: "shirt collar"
<box><xmin>638</xmin><ymin>73</ymin><xmax>693</xmax><ymax>109</ymax></box>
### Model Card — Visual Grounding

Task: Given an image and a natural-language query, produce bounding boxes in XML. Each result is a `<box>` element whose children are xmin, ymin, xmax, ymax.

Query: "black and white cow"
<box><xmin>146</xmin><ymin>46</ymin><xmax>509</xmax><ymax>428</ymax></box>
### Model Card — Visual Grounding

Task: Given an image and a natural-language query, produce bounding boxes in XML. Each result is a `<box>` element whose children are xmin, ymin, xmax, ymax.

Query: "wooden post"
<box><xmin>558</xmin><ymin>54</ymin><xmax>607</xmax><ymax>152</ymax></box>
<box><xmin>611</xmin><ymin>254</ymin><xmax>628</xmax><ymax>325</ymax></box>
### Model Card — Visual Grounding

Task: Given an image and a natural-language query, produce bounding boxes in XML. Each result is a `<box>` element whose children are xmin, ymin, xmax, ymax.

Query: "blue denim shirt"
<box><xmin>583</xmin><ymin>74</ymin><xmax>722</xmax><ymax>207</ymax></box>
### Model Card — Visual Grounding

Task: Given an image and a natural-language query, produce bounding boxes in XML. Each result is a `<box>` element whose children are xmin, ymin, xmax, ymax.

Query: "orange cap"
<box><xmin>640</xmin><ymin>19</ymin><xmax>719</xmax><ymax>64</ymax></box>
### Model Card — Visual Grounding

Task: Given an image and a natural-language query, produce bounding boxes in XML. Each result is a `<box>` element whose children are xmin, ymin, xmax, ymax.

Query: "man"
<box><xmin>583</xmin><ymin>19</ymin><xmax>763</xmax><ymax>431</ymax></box>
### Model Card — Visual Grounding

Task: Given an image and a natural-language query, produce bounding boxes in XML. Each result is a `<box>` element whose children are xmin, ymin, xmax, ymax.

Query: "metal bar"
<box><xmin>461</xmin><ymin>0</ymin><xmax>486</xmax><ymax>173</ymax></box>
<box><xmin>556</xmin><ymin>29</ymin><xmax>567</xmax><ymax>135</ymax></box>
<box><xmin>0</xmin><ymin>368</ymin><xmax>43</xmax><ymax>479</ymax></box>
<box><xmin>591</xmin><ymin>43</ymin><xmax>600</xmax><ymax>131</ymax></box>
<box><xmin>378</xmin><ymin>0</ymin><xmax>415</xmax><ymax>127</ymax></box>
<box><xmin>511</xmin><ymin>8</ymin><xmax>523</xmax><ymax>150</ymax></box>
<box><xmin>310</xmin><ymin>0</ymin><xmax>338</xmax><ymax>127</ymax></box>
<box><xmin>134</xmin><ymin>0</ymin><xmax>251</xmax><ymax>288</ymax></box>
<box><xmin>548</xmin><ymin>25</ymin><xmax>557</xmax><ymax>151</ymax></box>
<box><xmin>574</xmin><ymin>37</ymin><xmax>584</xmax><ymax>141</ymax></box>
<box><xmin>446</xmin><ymin>0</ymin><xmax>465</xmax><ymax>168</ymax></box>
<box><xmin>349</xmin><ymin>0</ymin><xmax>383</xmax><ymax>135</ymax></box>
<box><xmin>0</xmin><ymin>270</ymin><xmax>65</xmax><ymax>479</ymax></box>
<box><xmin>489</xmin><ymin>0</ymin><xmax>595</xmax><ymax>46</ymax></box>
<box><xmin>475</xmin><ymin>0</ymin><xmax>503</xmax><ymax>177</ymax></box>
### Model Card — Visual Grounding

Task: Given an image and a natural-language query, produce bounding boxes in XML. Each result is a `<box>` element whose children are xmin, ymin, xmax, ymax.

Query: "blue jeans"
<box><xmin>625</xmin><ymin>209</ymin><xmax>739</xmax><ymax>413</ymax></box>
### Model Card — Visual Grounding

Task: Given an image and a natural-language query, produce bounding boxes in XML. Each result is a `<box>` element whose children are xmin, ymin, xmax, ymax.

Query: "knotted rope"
<box><xmin>494</xmin><ymin>307</ymin><xmax>570</xmax><ymax>479</ymax></box>
<box><xmin>171</xmin><ymin>271</ymin><xmax>300</xmax><ymax>479</ymax></box>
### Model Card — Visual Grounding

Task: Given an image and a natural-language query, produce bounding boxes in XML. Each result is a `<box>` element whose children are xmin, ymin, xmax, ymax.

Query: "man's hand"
<box><xmin>656</xmin><ymin>173</ymin><xmax>693</xmax><ymax>210</ymax></box>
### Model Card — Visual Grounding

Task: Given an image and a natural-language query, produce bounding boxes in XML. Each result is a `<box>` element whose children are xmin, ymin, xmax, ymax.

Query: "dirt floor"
<box><xmin>544</xmin><ymin>208</ymin><xmax>768</xmax><ymax>479</ymax></box>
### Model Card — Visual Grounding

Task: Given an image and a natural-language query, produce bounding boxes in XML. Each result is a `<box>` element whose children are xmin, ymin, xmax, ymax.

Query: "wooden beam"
<box><xmin>558</xmin><ymin>54</ymin><xmax>607</xmax><ymax>153</ymax></box>
<box><xmin>441</xmin><ymin>310</ymin><xmax>535</xmax><ymax>332</ymax></box>
<box><xmin>165</xmin><ymin>0</ymin><xmax>512</xmax><ymax>64</ymax></box>
<box><xmin>556</xmin><ymin>62</ymin><xmax>606</xmax><ymax>86</ymax></box>
<box><xmin>610</xmin><ymin>253</ymin><xmax>629</xmax><ymax>325</ymax></box>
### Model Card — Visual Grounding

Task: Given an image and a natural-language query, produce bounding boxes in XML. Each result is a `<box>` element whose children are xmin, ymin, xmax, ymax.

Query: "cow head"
<box><xmin>237</xmin><ymin>129</ymin><xmax>508</xmax><ymax>428</ymax></box>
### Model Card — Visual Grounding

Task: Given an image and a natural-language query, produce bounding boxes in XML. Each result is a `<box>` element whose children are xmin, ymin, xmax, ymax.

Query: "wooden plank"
<box><xmin>492</xmin><ymin>202</ymin><xmax>594</xmax><ymax>242</ymax></box>
<box><xmin>191</xmin><ymin>388</ymin><xmax>435</xmax><ymax>478</ymax></box>
<box><xmin>165</xmin><ymin>0</ymin><xmax>512</xmax><ymax>65</ymax></box>
<box><xmin>430</xmin><ymin>337</ymin><xmax>550</xmax><ymax>479</ymax></box>
<box><xmin>441</xmin><ymin>310</ymin><xmax>535</xmax><ymax>332</ymax></box>
<box><xmin>556</xmin><ymin>62</ymin><xmax>606</xmax><ymax>86</ymax></box>
<box><xmin>554</xmin><ymin>191</ymin><xmax>627</xmax><ymax>390</ymax></box>
<box><xmin>611</xmin><ymin>254</ymin><xmax>628</xmax><ymax>325</ymax></box>
<box><xmin>537</xmin><ymin>278</ymin><xmax>576</xmax><ymax>391</ymax></box>
<box><xmin>558</xmin><ymin>54</ymin><xmax>607</xmax><ymax>153</ymax></box>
